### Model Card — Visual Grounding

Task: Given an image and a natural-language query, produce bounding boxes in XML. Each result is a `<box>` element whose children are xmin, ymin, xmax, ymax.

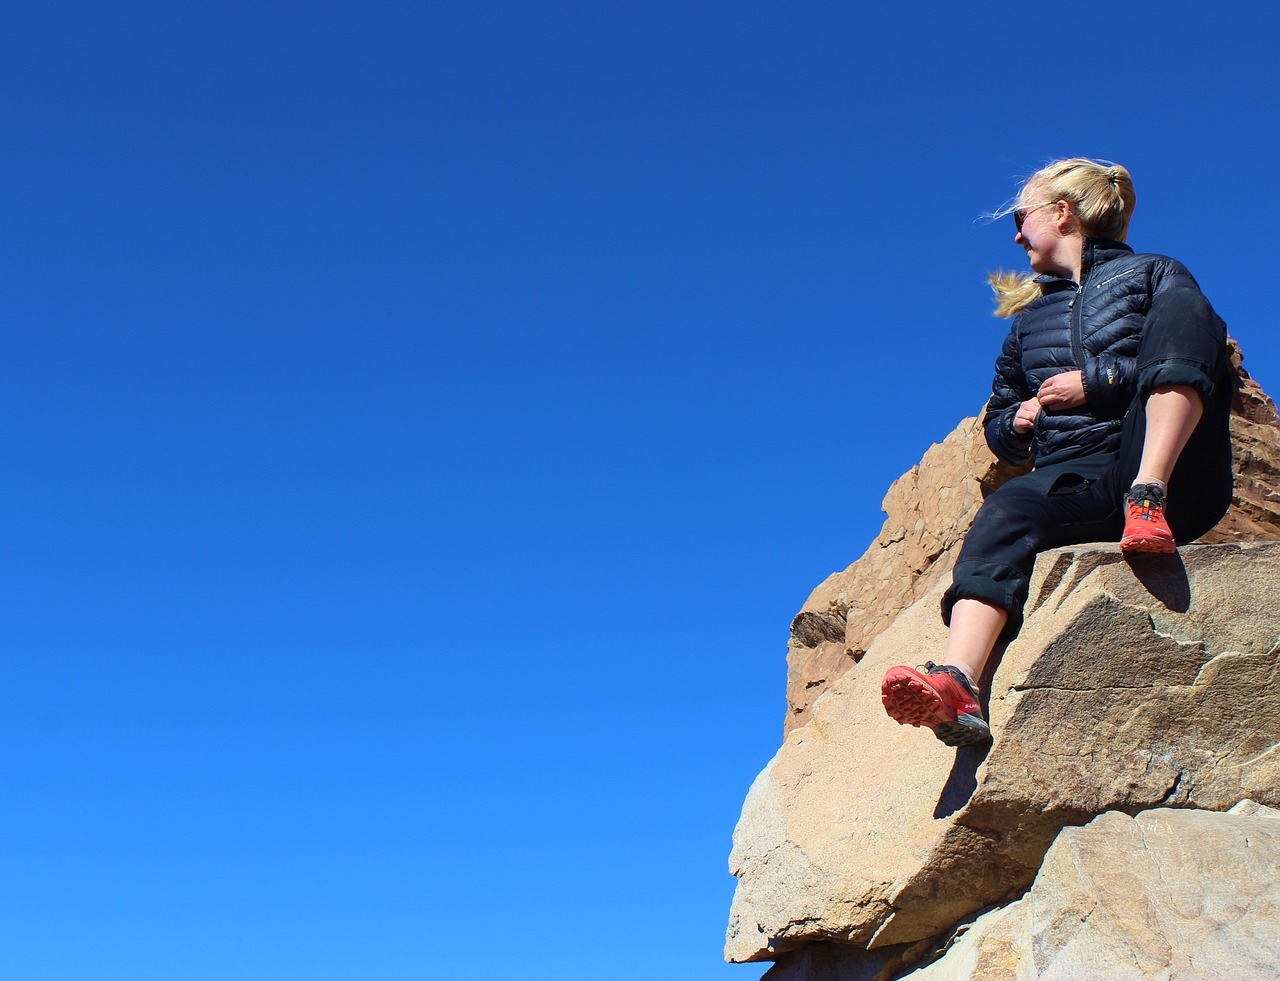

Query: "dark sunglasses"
<box><xmin>1013</xmin><ymin>200</ymin><xmax>1060</xmax><ymax>233</ymax></box>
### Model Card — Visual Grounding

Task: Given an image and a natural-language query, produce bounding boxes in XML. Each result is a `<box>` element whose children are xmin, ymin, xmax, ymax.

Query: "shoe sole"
<box><xmin>933</xmin><ymin>717</ymin><xmax>994</xmax><ymax>748</ymax></box>
<box><xmin>1120</xmin><ymin>534</ymin><xmax>1177</xmax><ymax>554</ymax></box>
<box><xmin>881</xmin><ymin>669</ymin><xmax>992</xmax><ymax>748</ymax></box>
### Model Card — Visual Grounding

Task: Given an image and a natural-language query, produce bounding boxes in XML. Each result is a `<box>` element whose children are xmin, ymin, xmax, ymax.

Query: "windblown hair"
<box><xmin>989</xmin><ymin>158</ymin><xmax>1137</xmax><ymax>318</ymax></box>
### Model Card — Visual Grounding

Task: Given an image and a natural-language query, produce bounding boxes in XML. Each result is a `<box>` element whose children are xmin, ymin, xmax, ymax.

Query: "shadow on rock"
<box><xmin>935</xmin><ymin>742</ymin><xmax>990</xmax><ymax>819</ymax></box>
<box><xmin>1125</xmin><ymin>551</ymin><xmax>1191</xmax><ymax>612</ymax></box>
<box><xmin>933</xmin><ymin>644</ymin><xmax>1007</xmax><ymax>819</ymax></box>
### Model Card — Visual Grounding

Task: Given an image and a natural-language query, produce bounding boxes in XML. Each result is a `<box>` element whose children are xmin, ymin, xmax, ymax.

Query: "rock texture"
<box><xmin>1211</xmin><ymin>341</ymin><xmax>1280</xmax><ymax>541</ymax></box>
<box><xmin>907</xmin><ymin>804</ymin><xmax>1280</xmax><ymax>979</ymax></box>
<box><xmin>784</xmin><ymin>338</ymin><xmax>1280</xmax><ymax>734</ymax></box>
<box><xmin>726</xmin><ymin>541</ymin><xmax>1280</xmax><ymax>970</ymax></box>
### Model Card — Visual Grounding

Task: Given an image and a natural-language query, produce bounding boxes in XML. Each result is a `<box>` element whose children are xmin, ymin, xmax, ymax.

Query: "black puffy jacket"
<box><xmin>983</xmin><ymin>238</ymin><xmax>1203</xmax><ymax>469</ymax></box>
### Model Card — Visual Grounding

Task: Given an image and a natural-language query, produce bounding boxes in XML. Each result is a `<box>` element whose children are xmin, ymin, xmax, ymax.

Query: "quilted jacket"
<box><xmin>983</xmin><ymin>237</ymin><xmax>1203</xmax><ymax>468</ymax></box>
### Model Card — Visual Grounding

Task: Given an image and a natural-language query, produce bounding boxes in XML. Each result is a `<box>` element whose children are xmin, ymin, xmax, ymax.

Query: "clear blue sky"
<box><xmin>3</xmin><ymin>3</ymin><xmax>1276</xmax><ymax>979</ymax></box>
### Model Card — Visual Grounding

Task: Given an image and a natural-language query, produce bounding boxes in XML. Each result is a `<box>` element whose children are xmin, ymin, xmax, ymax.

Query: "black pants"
<box><xmin>943</xmin><ymin>287</ymin><xmax>1234</xmax><ymax>640</ymax></box>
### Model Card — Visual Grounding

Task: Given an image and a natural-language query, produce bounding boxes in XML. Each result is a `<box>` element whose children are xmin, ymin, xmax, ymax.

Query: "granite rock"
<box><xmin>727</xmin><ymin>541</ymin><xmax>1280</xmax><ymax>967</ymax></box>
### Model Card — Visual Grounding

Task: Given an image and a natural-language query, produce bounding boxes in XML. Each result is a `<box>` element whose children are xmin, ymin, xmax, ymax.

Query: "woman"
<box><xmin>880</xmin><ymin>158</ymin><xmax>1233</xmax><ymax>748</ymax></box>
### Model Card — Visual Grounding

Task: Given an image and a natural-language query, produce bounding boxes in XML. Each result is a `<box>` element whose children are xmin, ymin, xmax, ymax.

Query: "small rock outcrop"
<box><xmin>729</xmin><ymin>340</ymin><xmax>1280</xmax><ymax>978</ymax></box>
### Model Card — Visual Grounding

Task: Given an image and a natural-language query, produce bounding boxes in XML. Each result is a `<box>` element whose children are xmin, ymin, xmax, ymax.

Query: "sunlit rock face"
<box><xmin>729</xmin><ymin>340</ymin><xmax>1280</xmax><ymax>979</ymax></box>
<box><xmin>728</xmin><ymin>541</ymin><xmax>1280</xmax><ymax>968</ymax></box>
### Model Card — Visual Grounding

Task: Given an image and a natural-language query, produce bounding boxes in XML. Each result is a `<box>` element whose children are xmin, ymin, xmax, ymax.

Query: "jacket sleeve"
<box><xmin>1142</xmin><ymin>260</ymin><xmax>1225</xmax><ymax>402</ymax></box>
<box><xmin>1082</xmin><ymin>256</ymin><xmax>1202</xmax><ymax>418</ymax></box>
<box><xmin>1082</xmin><ymin>353</ymin><xmax>1136</xmax><ymax>418</ymax></box>
<box><xmin>1149</xmin><ymin>255</ymin><xmax>1201</xmax><ymax>298</ymax></box>
<box><xmin>983</xmin><ymin>321</ymin><xmax>1035</xmax><ymax>466</ymax></box>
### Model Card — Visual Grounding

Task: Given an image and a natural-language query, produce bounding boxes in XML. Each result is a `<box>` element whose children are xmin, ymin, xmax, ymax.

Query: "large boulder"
<box><xmin>726</xmin><ymin>540</ymin><xmax>1280</xmax><ymax>969</ymax></box>
<box><xmin>783</xmin><ymin>338</ymin><xmax>1280</xmax><ymax>735</ymax></box>
<box><xmin>907</xmin><ymin>803</ymin><xmax>1280</xmax><ymax>979</ymax></box>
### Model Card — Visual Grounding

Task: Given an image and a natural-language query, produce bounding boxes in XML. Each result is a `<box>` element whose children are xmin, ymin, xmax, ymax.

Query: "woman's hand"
<box><xmin>1013</xmin><ymin>397</ymin><xmax>1041</xmax><ymax>434</ymax></box>
<box><xmin>1037</xmin><ymin>370</ymin><xmax>1086</xmax><ymax>410</ymax></box>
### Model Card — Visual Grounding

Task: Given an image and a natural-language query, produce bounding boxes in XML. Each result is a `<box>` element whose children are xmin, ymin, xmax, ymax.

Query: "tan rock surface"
<box><xmin>726</xmin><ymin>541</ymin><xmax>1280</xmax><ymax>967</ymax></box>
<box><xmin>906</xmin><ymin>805</ymin><xmax>1280</xmax><ymax>979</ymax></box>
<box><xmin>1202</xmin><ymin>340</ymin><xmax>1280</xmax><ymax>542</ymax></box>
<box><xmin>784</xmin><ymin>338</ymin><xmax>1280</xmax><ymax>734</ymax></box>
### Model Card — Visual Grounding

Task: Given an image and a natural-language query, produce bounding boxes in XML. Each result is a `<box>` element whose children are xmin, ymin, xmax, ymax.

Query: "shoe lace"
<box><xmin>1128</xmin><ymin>483</ymin><xmax>1167</xmax><ymax>513</ymax></box>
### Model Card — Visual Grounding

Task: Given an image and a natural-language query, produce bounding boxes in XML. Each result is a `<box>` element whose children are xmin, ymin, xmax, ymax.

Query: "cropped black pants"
<box><xmin>942</xmin><ymin>287</ymin><xmax>1234</xmax><ymax>640</ymax></box>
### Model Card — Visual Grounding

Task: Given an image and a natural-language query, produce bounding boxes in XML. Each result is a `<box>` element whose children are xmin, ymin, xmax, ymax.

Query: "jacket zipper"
<box><xmin>1067</xmin><ymin>243</ymin><xmax>1090</xmax><ymax>369</ymax></box>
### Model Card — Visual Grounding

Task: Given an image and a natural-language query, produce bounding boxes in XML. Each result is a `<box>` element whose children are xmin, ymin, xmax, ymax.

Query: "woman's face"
<box><xmin>1014</xmin><ymin>183</ymin><xmax>1079</xmax><ymax>280</ymax></box>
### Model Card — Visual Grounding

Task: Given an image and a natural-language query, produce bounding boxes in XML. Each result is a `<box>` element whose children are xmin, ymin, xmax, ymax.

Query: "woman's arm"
<box><xmin>1081</xmin><ymin>256</ymin><xmax>1202</xmax><ymax>417</ymax></box>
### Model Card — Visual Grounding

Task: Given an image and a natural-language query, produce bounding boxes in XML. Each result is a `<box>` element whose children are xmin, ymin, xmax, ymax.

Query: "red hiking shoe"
<box><xmin>1120</xmin><ymin>482</ymin><xmax>1176</xmax><ymax>554</ymax></box>
<box><xmin>881</xmin><ymin>662</ymin><xmax>991</xmax><ymax>747</ymax></box>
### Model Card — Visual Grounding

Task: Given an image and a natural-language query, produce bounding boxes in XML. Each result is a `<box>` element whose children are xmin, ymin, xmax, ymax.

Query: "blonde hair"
<box><xmin>988</xmin><ymin>158</ymin><xmax>1137</xmax><ymax>318</ymax></box>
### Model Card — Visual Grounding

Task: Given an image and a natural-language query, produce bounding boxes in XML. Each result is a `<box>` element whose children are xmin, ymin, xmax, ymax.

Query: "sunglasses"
<box><xmin>1013</xmin><ymin>200</ymin><xmax>1061</xmax><ymax>233</ymax></box>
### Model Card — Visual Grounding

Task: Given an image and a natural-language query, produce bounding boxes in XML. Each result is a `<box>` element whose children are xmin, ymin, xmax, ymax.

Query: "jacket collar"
<box><xmin>1032</xmin><ymin>236</ymin><xmax>1135</xmax><ymax>287</ymax></box>
<box><xmin>1079</xmin><ymin>236</ymin><xmax>1134</xmax><ymax>279</ymax></box>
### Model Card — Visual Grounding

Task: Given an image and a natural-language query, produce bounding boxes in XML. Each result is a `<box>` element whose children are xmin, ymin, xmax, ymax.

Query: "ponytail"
<box><xmin>988</xmin><ymin>270</ymin><xmax>1043</xmax><ymax>319</ymax></box>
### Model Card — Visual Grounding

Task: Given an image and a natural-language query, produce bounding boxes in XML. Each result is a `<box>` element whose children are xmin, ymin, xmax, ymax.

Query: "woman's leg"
<box><xmin>1133</xmin><ymin>386</ymin><xmax>1204</xmax><ymax>488</ymax></box>
<box><xmin>942</xmin><ymin>598</ymin><xmax>1008</xmax><ymax>691</ymax></box>
<box><xmin>884</xmin><ymin>460</ymin><xmax>1122</xmax><ymax>746</ymax></box>
<box><xmin>881</xmin><ymin>466</ymin><xmax>1083</xmax><ymax>747</ymax></box>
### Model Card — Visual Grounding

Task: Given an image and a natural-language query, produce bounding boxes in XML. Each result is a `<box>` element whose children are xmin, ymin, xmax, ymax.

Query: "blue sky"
<box><xmin>3</xmin><ymin>3</ymin><xmax>1277</xmax><ymax>979</ymax></box>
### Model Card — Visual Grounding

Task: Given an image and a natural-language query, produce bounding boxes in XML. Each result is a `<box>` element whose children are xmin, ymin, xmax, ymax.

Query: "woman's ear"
<box><xmin>1053</xmin><ymin>198</ymin><xmax>1077</xmax><ymax>232</ymax></box>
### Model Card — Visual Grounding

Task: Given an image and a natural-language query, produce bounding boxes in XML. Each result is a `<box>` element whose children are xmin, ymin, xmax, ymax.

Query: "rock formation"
<box><xmin>728</xmin><ymin>340</ymin><xmax>1280</xmax><ymax>978</ymax></box>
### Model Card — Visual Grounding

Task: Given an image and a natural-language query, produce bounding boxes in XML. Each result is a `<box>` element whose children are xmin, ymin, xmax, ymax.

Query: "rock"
<box><xmin>734</xmin><ymin>341</ymin><xmax>1280</xmax><ymax>976</ymax></box>
<box><xmin>726</xmin><ymin>541</ymin><xmax>1280</xmax><ymax>967</ymax></box>
<box><xmin>906</xmin><ymin>806</ymin><xmax>1280</xmax><ymax>979</ymax></box>
<box><xmin>1228</xmin><ymin>798</ymin><xmax>1280</xmax><ymax>819</ymax></box>
<box><xmin>1202</xmin><ymin>340</ymin><xmax>1280</xmax><ymax>543</ymax></box>
<box><xmin>784</xmin><ymin>338</ymin><xmax>1280</xmax><ymax>735</ymax></box>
